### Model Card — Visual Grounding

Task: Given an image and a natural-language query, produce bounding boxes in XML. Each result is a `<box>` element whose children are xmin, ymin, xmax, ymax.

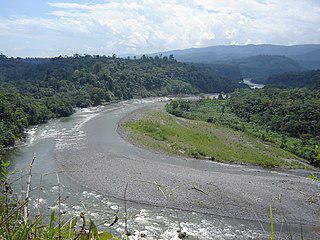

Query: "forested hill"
<box><xmin>0</xmin><ymin>54</ymin><xmax>245</xmax><ymax>152</ymax></box>
<box><xmin>224</xmin><ymin>55</ymin><xmax>303</xmax><ymax>80</ymax></box>
<box><xmin>188</xmin><ymin>63</ymin><xmax>242</xmax><ymax>82</ymax></box>
<box><xmin>258</xmin><ymin>70</ymin><xmax>320</xmax><ymax>89</ymax></box>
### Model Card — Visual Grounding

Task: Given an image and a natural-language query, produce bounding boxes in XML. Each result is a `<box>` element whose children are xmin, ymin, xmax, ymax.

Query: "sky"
<box><xmin>1</xmin><ymin>0</ymin><xmax>320</xmax><ymax>57</ymax></box>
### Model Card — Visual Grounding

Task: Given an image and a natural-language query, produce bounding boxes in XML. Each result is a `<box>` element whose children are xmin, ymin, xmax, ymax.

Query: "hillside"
<box><xmin>188</xmin><ymin>63</ymin><xmax>242</xmax><ymax>81</ymax></box>
<box><xmin>225</xmin><ymin>55</ymin><xmax>303</xmax><ymax>80</ymax></box>
<box><xmin>259</xmin><ymin>70</ymin><xmax>320</xmax><ymax>89</ymax></box>
<box><xmin>290</xmin><ymin>49</ymin><xmax>320</xmax><ymax>69</ymax></box>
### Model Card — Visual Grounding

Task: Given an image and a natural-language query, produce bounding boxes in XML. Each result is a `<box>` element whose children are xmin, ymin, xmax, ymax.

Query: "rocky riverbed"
<box><xmin>56</xmin><ymin>101</ymin><xmax>320</xmax><ymax>239</ymax></box>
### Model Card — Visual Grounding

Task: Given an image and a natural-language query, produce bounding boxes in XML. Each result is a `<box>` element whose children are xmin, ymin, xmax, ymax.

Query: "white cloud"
<box><xmin>0</xmin><ymin>0</ymin><xmax>319</xmax><ymax>57</ymax></box>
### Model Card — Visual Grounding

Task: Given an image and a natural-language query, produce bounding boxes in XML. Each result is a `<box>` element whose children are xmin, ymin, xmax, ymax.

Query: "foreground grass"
<box><xmin>124</xmin><ymin>110</ymin><xmax>307</xmax><ymax>168</ymax></box>
<box><xmin>0</xmin><ymin>159</ymin><xmax>127</xmax><ymax>240</ymax></box>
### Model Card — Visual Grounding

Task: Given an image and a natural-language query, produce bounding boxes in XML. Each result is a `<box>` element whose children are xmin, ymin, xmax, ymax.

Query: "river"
<box><xmin>243</xmin><ymin>78</ymin><xmax>265</xmax><ymax>89</ymax></box>
<box><xmin>6</xmin><ymin>97</ymin><xmax>318</xmax><ymax>239</ymax></box>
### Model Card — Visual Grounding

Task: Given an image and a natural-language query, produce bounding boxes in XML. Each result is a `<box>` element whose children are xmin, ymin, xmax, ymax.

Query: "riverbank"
<box><xmin>54</xmin><ymin>100</ymin><xmax>320</xmax><ymax>239</ymax></box>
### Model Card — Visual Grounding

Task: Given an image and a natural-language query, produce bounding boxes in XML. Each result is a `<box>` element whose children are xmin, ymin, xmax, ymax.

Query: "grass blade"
<box><xmin>49</xmin><ymin>209</ymin><xmax>56</xmax><ymax>240</ymax></box>
<box><xmin>269</xmin><ymin>205</ymin><xmax>274</xmax><ymax>240</ymax></box>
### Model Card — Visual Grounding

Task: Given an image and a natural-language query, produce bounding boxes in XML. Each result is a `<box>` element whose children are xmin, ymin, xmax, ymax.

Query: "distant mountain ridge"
<box><xmin>148</xmin><ymin>44</ymin><xmax>320</xmax><ymax>79</ymax></box>
<box><xmin>155</xmin><ymin>44</ymin><xmax>319</xmax><ymax>62</ymax></box>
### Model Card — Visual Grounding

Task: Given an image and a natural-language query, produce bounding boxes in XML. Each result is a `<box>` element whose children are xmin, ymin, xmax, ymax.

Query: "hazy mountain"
<box><xmin>155</xmin><ymin>44</ymin><xmax>320</xmax><ymax>64</ymax></box>
<box><xmin>290</xmin><ymin>49</ymin><xmax>320</xmax><ymax>69</ymax></box>
<box><xmin>157</xmin><ymin>44</ymin><xmax>320</xmax><ymax>61</ymax></box>
<box><xmin>149</xmin><ymin>44</ymin><xmax>319</xmax><ymax>79</ymax></box>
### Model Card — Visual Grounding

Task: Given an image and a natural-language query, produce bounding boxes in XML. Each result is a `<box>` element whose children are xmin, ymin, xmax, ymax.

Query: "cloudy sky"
<box><xmin>1</xmin><ymin>0</ymin><xmax>320</xmax><ymax>57</ymax></box>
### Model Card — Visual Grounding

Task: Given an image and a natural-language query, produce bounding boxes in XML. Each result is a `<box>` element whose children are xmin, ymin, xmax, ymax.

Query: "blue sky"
<box><xmin>1</xmin><ymin>0</ymin><xmax>107</xmax><ymax>18</ymax></box>
<box><xmin>1</xmin><ymin>0</ymin><xmax>320</xmax><ymax>57</ymax></box>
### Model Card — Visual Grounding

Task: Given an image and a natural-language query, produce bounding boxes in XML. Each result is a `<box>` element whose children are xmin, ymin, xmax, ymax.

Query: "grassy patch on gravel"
<box><xmin>123</xmin><ymin>110</ymin><xmax>307</xmax><ymax>169</ymax></box>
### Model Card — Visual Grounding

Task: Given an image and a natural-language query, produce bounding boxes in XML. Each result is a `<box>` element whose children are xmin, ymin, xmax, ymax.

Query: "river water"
<box><xmin>243</xmin><ymin>78</ymin><xmax>265</xmax><ymax>89</ymax></box>
<box><xmin>7</xmin><ymin>97</ymin><xmax>278</xmax><ymax>239</ymax></box>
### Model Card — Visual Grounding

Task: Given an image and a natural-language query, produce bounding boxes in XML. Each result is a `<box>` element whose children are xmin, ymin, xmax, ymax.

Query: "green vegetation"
<box><xmin>189</xmin><ymin>63</ymin><xmax>243</xmax><ymax>81</ymax></box>
<box><xmin>255</xmin><ymin>69</ymin><xmax>320</xmax><ymax>89</ymax></box>
<box><xmin>166</xmin><ymin>90</ymin><xmax>320</xmax><ymax>167</ymax></box>
<box><xmin>124</xmin><ymin>110</ymin><xmax>306</xmax><ymax>168</ymax></box>
<box><xmin>0</xmin><ymin>54</ymin><xmax>245</xmax><ymax>155</ymax></box>
<box><xmin>229</xmin><ymin>89</ymin><xmax>320</xmax><ymax>140</ymax></box>
<box><xmin>226</xmin><ymin>55</ymin><xmax>303</xmax><ymax>80</ymax></box>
